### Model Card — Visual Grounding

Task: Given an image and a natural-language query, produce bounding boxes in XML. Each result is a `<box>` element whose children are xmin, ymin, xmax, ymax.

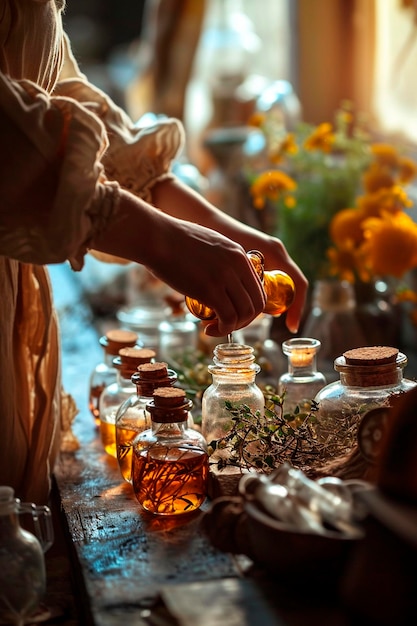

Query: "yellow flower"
<box><xmin>371</xmin><ymin>143</ymin><xmax>400</xmax><ymax>168</ymax></box>
<box><xmin>362</xmin><ymin>211</ymin><xmax>417</xmax><ymax>278</ymax></box>
<box><xmin>358</xmin><ymin>186</ymin><xmax>412</xmax><ymax>217</ymax></box>
<box><xmin>250</xmin><ymin>170</ymin><xmax>297</xmax><ymax>209</ymax></box>
<box><xmin>327</xmin><ymin>240</ymin><xmax>366</xmax><ymax>283</ymax></box>
<box><xmin>362</xmin><ymin>162</ymin><xmax>395</xmax><ymax>193</ymax></box>
<box><xmin>268</xmin><ymin>133</ymin><xmax>298</xmax><ymax>164</ymax></box>
<box><xmin>398</xmin><ymin>157</ymin><xmax>417</xmax><ymax>184</ymax></box>
<box><xmin>304</xmin><ymin>122</ymin><xmax>335</xmax><ymax>153</ymax></box>
<box><xmin>329</xmin><ymin>207</ymin><xmax>366</xmax><ymax>246</ymax></box>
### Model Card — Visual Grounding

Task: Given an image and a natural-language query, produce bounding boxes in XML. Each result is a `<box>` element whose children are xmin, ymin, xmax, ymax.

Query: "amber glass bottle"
<box><xmin>131</xmin><ymin>387</ymin><xmax>209</xmax><ymax>515</ymax></box>
<box><xmin>115</xmin><ymin>362</ymin><xmax>178</xmax><ymax>483</ymax></box>
<box><xmin>99</xmin><ymin>347</ymin><xmax>156</xmax><ymax>457</ymax></box>
<box><xmin>89</xmin><ymin>329</ymin><xmax>139</xmax><ymax>426</ymax></box>
<box><xmin>185</xmin><ymin>250</ymin><xmax>295</xmax><ymax>320</ymax></box>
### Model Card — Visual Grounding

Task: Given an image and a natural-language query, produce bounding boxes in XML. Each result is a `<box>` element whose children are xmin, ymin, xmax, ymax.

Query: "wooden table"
<box><xmin>44</xmin><ymin>263</ymin><xmax>409</xmax><ymax>626</ymax></box>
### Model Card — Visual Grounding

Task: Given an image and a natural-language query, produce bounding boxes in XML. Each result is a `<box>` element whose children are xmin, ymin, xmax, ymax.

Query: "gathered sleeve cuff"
<box><xmin>53</xmin><ymin>77</ymin><xmax>185</xmax><ymax>203</ymax></box>
<box><xmin>0</xmin><ymin>72</ymin><xmax>121</xmax><ymax>270</ymax></box>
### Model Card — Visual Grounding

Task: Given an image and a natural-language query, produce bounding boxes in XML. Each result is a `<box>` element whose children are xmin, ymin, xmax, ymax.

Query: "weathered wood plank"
<box><xmin>54</xmin><ymin>433</ymin><xmax>245</xmax><ymax>626</ymax></box>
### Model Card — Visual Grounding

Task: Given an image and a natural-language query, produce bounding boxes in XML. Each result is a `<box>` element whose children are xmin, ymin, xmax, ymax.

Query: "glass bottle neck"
<box><xmin>151</xmin><ymin>420</ymin><xmax>187</xmax><ymax>436</ymax></box>
<box><xmin>104</xmin><ymin>351</ymin><xmax>118</xmax><ymax>367</ymax></box>
<box><xmin>116</xmin><ymin>370</ymin><xmax>136</xmax><ymax>390</ymax></box>
<box><xmin>0</xmin><ymin>511</ymin><xmax>19</xmax><ymax>536</ymax></box>
<box><xmin>286</xmin><ymin>356</ymin><xmax>318</xmax><ymax>376</ymax></box>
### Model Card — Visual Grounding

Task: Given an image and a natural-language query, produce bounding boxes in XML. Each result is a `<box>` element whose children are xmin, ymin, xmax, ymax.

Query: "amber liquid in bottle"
<box><xmin>116</xmin><ymin>417</ymin><xmax>149</xmax><ymax>481</ymax></box>
<box><xmin>185</xmin><ymin>250</ymin><xmax>295</xmax><ymax>320</ymax></box>
<box><xmin>99</xmin><ymin>420</ymin><xmax>118</xmax><ymax>458</ymax></box>
<box><xmin>132</xmin><ymin>446</ymin><xmax>208</xmax><ymax>515</ymax></box>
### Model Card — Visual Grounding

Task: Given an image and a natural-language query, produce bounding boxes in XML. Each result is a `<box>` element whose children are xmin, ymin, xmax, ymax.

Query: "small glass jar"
<box><xmin>185</xmin><ymin>250</ymin><xmax>295</xmax><ymax>321</ymax></box>
<box><xmin>314</xmin><ymin>346</ymin><xmax>417</xmax><ymax>455</ymax></box>
<box><xmin>115</xmin><ymin>362</ymin><xmax>178</xmax><ymax>483</ymax></box>
<box><xmin>202</xmin><ymin>342</ymin><xmax>265</xmax><ymax>446</ymax></box>
<box><xmin>0</xmin><ymin>487</ymin><xmax>53</xmax><ymax>626</ymax></box>
<box><xmin>131</xmin><ymin>387</ymin><xmax>209</xmax><ymax>515</ymax></box>
<box><xmin>89</xmin><ymin>329</ymin><xmax>139</xmax><ymax>426</ymax></box>
<box><xmin>99</xmin><ymin>347</ymin><xmax>156</xmax><ymax>458</ymax></box>
<box><xmin>278</xmin><ymin>338</ymin><xmax>327</xmax><ymax>414</ymax></box>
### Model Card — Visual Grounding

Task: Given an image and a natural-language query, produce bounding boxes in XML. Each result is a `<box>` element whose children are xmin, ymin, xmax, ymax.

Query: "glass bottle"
<box><xmin>314</xmin><ymin>346</ymin><xmax>417</xmax><ymax>456</ymax></box>
<box><xmin>158</xmin><ymin>295</ymin><xmax>199</xmax><ymax>364</ymax></box>
<box><xmin>99</xmin><ymin>347</ymin><xmax>156</xmax><ymax>458</ymax></box>
<box><xmin>131</xmin><ymin>387</ymin><xmax>209</xmax><ymax>515</ymax></box>
<box><xmin>201</xmin><ymin>342</ymin><xmax>265</xmax><ymax>446</ymax></box>
<box><xmin>185</xmin><ymin>250</ymin><xmax>295</xmax><ymax>321</ymax></box>
<box><xmin>302</xmin><ymin>279</ymin><xmax>367</xmax><ymax>382</ymax></box>
<box><xmin>278</xmin><ymin>338</ymin><xmax>327</xmax><ymax>414</ymax></box>
<box><xmin>115</xmin><ymin>361</ymin><xmax>178</xmax><ymax>483</ymax></box>
<box><xmin>89</xmin><ymin>328</ymin><xmax>139</xmax><ymax>426</ymax></box>
<box><xmin>0</xmin><ymin>486</ymin><xmax>53</xmax><ymax>626</ymax></box>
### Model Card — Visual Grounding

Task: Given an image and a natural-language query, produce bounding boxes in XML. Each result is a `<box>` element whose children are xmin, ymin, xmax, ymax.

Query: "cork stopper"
<box><xmin>148</xmin><ymin>387</ymin><xmax>192</xmax><ymax>423</ymax></box>
<box><xmin>335</xmin><ymin>346</ymin><xmax>406</xmax><ymax>387</ymax></box>
<box><xmin>137</xmin><ymin>362</ymin><xmax>169</xmax><ymax>379</ymax></box>
<box><xmin>153</xmin><ymin>387</ymin><xmax>187</xmax><ymax>407</ymax></box>
<box><xmin>343</xmin><ymin>346</ymin><xmax>399</xmax><ymax>366</ymax></box>
<box><xmin>100</xmin><ymin>329</ymin><xmax>138</xmax><ymax>355</ymax></box>
<box><xmin>119</xmin><ymin>347</ymin><xmax>156</xmax><ymax>365</ymax></box>
<box><xmin>131</xmin><ymin>362</ymin><xmax>177</xmax><ymax>395</ymax></box>
<box><xmin>114</xmin><ymin>347</ymin><xmax>156</xmax><ymax>377</ymax></box>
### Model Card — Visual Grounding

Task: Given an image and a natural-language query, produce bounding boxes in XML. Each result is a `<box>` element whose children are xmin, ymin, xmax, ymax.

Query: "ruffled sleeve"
<box><xmin>53</xmin><ymin>76</ymin><xmax>185</xmax><ymax>203</ymax></box>
<box><xmin>0</xmin><ymin>72</ymin><xmax>120</xmax><ymax>270</ymax></box>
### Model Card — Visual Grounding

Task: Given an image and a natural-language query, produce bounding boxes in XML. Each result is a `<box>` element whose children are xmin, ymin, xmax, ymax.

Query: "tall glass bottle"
<box><xmin>302</xmin><ymin>279</ymin><xmax>366</xmax><ymax>382</ymax></box>
<box><xmin>278</xmin><ymin>338</ymin><xmax>327</xmax><ymax>414</ymax></box>
<box><xmin>115</xmin><ymin>361</ymin><xmax>178</xmax><ymax>483</ymax></box>
<box><xmin>99</xmin><ymin>347</ymin><xmax>156</xmax><ymax>458</ymax></box>
<box><xmin>185</xmin><ymin>250</ymin><xmax>295</xmax><ymax>321</ymax></box>
<box><xmin>89</xmin><ymin>328</ymin><xmax>139</xmax><ymax>426</ymax></box>
<box><xmin>202</xmin><ymin>342</ymin><xmax>265</xmax><ymax>447</ymax></box>
<box><xmin>131</xmin><ymin>387</ymin><xmax>209</xmax><ymax>515</ymax></box>
<box><xmin>0</xmin><ymin>487</ymin><xmax>53</xmax><ymax>626</ymax></box>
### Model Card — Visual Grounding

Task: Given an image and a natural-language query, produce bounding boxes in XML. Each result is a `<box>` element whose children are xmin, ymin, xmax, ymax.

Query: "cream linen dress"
<box><xmin>0</xmin><ymin>0</ymin><xmax>184</xmax><ymax>503</ymax></box>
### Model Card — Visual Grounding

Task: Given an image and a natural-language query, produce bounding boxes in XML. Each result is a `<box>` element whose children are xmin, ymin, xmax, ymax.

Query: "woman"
<box><xmin>0</xmin><ymin>0</ymin><xmax>307</xmax><ymax>503</ymax></box>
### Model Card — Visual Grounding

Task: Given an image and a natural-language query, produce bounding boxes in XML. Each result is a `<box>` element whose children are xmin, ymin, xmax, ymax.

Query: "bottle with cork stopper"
<box><xmin>314</xmin><ymin>345</ymin><xmax>417</xmax><ymax>454</ymax></box>
<box><xmin>89</xmin><ymin>329</ymin><xmax>139</xmax><ymax>426</ymax></box>
<box><xmin>185</xmin><ymin>250</ymin><xmax>295</xmax><ymax>321</ymax></box>
<box><xmin>99</xmin><ymin>347</ymin><xmax>156</xmax><ymax>457</ymax></box>
<box><xmin>131</xmin><ymin>387</ymin><xmax>209</xmax><ymax>515</ymax></box>
<box><xmin>115</xmin><ymin>361</ymin><xmax>178</xmax><ymax>483</ymax></box>
<box><xmin>278</xmin><ymin>338</ymin><xmax>327</xmax><ymax>414</ymax></box>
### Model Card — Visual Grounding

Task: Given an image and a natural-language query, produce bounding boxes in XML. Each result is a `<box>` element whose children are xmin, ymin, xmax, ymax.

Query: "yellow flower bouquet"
<box><xmin>247</xmin><ymin>104</ymin><xmax>417</xmax><ymax>326</ymax></box>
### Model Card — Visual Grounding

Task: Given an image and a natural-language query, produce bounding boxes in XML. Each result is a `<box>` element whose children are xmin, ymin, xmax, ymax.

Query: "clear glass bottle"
<box><xmin>278</xmin><ymin>338</ymin><xmax>327</xmax><ymax>414</ymax></box>
<box><xmin>158</xmin><ymin>295</ymin><xmax>199</xmax><ymax>364</ymax></box>
<box><xmin>99</xmin><ymin>347</ymin><xmax>156</xmax><ymax>458</ymax></box>
<box><xmin>0</xmin><ymin>486</ymin><xmax>53</xmax><ymax>626</ymax></box>
<box><xmin>115</xmin><ymin>362</ymin><xmax>178</xmax><ymax>483</ymax></box>
<box><xmin>314</xmin><ymin>346</ymin><xmax>417</xmax><ymax>456</ymax></box>
<box><xmin>302</xmin><ymin>279</ymin><xmax>367</xmax><ymax>382</ymax></box>
<box><xmin>202</xmin><ymin>342</ymin><xmax>265</xmax><ymax>446</ymax></box>
<box><xmin>89</xmin><ymin>328</ymin><xmax>139</xmax><ymax>426</ymax></box>
<box><xmin>185</xmin><ymin>250</ymin><xmax>295</xmax><ymax>321</ymax></box>
<box><xmin>235</xmin><ymin>313</ymin><xmax>286</xmax><ymax>387</ymax></box>
<box><xmin>131</xmin><ymin>387</ymin><xmax>209</xmax><ymax>515</ymax></box>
